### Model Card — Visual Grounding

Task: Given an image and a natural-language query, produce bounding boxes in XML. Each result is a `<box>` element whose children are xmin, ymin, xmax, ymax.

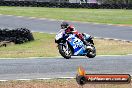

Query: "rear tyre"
<box><xmin>86</xmin><ymin>45</ymin><xmax>96</xmax><ymax>58</ymax></box>
<box><xmin>58</xmin><ymin>44</ymin><xmax>72</xmax><ymax>59</ymax></box>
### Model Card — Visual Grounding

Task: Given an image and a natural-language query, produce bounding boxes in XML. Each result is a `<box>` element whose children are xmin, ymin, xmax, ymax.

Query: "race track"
<box><xmin>0</xmin><ymin>56</ymin><xmax>132</xmax><ymax>80</ymax></box>
<box><xmin>0</xmin><ymin>15</ymin><xmax>132</xmax><ymax>80</ymax></box>
<box><xmin>0</xmin><ymin>15</ymin><xmax>132</xmax><ymax>41</ymax></box>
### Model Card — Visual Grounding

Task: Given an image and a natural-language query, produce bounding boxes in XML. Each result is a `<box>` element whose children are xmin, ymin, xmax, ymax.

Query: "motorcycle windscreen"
<box><xmin>68</xmin><ymin>36</ymin><xmax>85</xmax><ymax>55</ymax></box>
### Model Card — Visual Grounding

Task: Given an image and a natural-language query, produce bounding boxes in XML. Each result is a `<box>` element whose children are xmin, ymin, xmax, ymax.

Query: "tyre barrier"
<box><xmin>0</xmin><ymin>1</ymin><xmax>132</xmax><ymax>9</ymax></box>
<box><xmin>0</xmin><ymin>28</ymin><xmax>34</xmax><ymax>44</ymax></box>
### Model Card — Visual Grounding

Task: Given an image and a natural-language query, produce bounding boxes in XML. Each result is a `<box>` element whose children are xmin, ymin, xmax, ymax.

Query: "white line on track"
<box><xmin>0</xmin><ymin>54</ymin><xmax>132</xmax><ymax>60</ymax></box>
<box><xmin>0</xmin><ymin>77</ymin><xmax>75</xmax><ymax>82</ymax></box>
<box><xmin>5</xmin><ymin>15</ymin><xmax>14</xmax><ymax>17</ymax></box>
<box><xmin>36</xmin><ymin>78</ymin><xmax>53</xmax><ymax>80</ymax></box>
<box><xmin>17</xmin><ymin>16</ymin><xmax>24</xmax><ymax>18</ymax></box>
<box><xmin>38</xmin><ymin>18</ymin><xmax>47</xmax><ymax>20</ymax></box>
<box><xmin>8</xmin><ymin>55</ymin><xmax>132</xmax><ymax>59</ymax></box>
<box><xmin>94</xmin><ymin>37</ymin><xmax>132</xmax><ymax>43</ymax></box>
<box><xmin>29</xmin><ymin>17</ymin><xmax>37</xmax><ymax>19</ymax></box>
<box><xmin>0</xmin><ymin>77</ymin><xmax>76</xmax><ymax>82</ymax></box>
<box><xmin>0</xmin><ymin>80</ymin><xmax>8</xmax><ymax>82</ymax></box>
<box><xmin>57</xmin><ymin>77</ymin><xmax>75</xmax><ymax>79</ymax></box>
<box><xmin>0</xmin><ymin>76</ymin><xmax>132</xmax><ymax>82</ymax></box>
<box><xmin>16</xmin><ymin>79</ymin><xmax>32</xmax><ymax>81</ymax></box>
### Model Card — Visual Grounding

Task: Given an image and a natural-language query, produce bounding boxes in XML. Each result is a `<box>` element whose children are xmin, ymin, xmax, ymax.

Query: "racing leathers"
<box><xmin>64</xmin><ymin>25</ymin><xmax>91</xmax><ymax>49</ymax></box>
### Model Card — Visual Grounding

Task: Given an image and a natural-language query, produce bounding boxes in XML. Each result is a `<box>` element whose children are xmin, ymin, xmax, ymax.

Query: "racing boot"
<box><xmin>82</xmin><ymin>39</ymin><xmax>93</xmax><ymax>51</ymax></box>
<box><xmin>86</xmin><ymin>46</ymin><xmax>93</xmax><ymax>51</ymax></box>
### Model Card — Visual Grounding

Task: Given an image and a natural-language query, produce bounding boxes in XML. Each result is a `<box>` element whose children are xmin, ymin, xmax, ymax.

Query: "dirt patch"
<box><xmin>0</xmin><ymin>79</ymin><xmax>132</xmax><ymax>88</ymax></box>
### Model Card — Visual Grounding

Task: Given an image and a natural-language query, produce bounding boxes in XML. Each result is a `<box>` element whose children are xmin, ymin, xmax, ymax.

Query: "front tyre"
<box><xmin>58</xmin><ymin>44</ymin><xmax>72</xmax><ymax>59</ymax></box>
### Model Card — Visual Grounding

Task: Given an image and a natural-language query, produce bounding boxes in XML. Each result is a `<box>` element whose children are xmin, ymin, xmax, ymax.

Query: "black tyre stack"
<box><xmin>0</xmin><ymin>28</ymin><xmax>34</xmax><ymax>44</ymax></box>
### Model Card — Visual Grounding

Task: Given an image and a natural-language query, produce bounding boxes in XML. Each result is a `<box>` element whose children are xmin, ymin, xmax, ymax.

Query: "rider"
<box><xmin>61</xmin><ymin>21</ymin><xmax>92</xmax><ymax>50</ymax></box>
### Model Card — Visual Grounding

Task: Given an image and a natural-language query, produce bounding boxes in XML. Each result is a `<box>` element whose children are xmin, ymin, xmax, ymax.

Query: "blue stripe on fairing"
<box><xmin>74</xmin><ymin>47</ymin><xmax>84</xmax><ymax>55</ymax></box>
<box><xmin>74</xmin><ymin>47</ymin><xmax>80</xmax><ymax>52</ymax></box>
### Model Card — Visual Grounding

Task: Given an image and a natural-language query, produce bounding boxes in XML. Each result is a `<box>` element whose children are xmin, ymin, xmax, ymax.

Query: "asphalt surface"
<box><xmin>0</xmin><ymin>15</ymin><xmax>132</xmax><ymax>80</ymax></box>
<box><xmin>0</xmin><ymin>56</ymin><xmax>132</xmax><ymax>80</ymax></box>
<box><xmin>0</xmin><ymin>15</ymin><xmax>132</xmax><ymax>41</ymax></box>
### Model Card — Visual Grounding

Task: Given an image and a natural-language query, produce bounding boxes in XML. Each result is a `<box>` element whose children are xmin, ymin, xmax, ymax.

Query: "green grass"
<box><xmin>0</xmin><ymin>33</ymin><xmax>59</xmax><ymax>58</ymax></box>
<box><xmin>0</xmin><ymin>32</ymin><xmax>132</xmax><ymax>58</ymax></box>
<box><xmin>0</xmin><ymin>6</ymin><xmax>132</xmax><ymax>24</ymax></box>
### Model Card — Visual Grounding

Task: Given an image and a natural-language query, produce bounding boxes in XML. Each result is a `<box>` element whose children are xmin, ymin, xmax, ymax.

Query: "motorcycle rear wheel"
<box><xmin>86</xmin><ymin>45</ymin><xmax>96</xmax><ymax>58</ymax></box>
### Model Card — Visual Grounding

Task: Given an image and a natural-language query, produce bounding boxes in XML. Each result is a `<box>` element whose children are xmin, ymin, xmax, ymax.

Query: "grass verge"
<box><xmin>0</xmin><ymin>79</ymin><xmax>131</xmax><ymax>88</ymax></box>
<box><xmin>0</xmin><ymin>6</ymin><xmax>132</xmax><ymax>25</ymax></box>
<box><xmin>0</xmin><ymin>32</ymin><xmax>132</xmax><ymax>58</ymax></box>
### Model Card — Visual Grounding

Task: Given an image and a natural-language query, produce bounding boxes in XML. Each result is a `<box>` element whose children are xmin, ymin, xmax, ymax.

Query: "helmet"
<box><xmin>61</xmin><ymin>21</ymin><xmax>69</xmax><ymax>29</ymax></box>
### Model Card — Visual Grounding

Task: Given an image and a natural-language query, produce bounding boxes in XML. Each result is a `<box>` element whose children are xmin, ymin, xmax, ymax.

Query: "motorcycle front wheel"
<box><xmin>58</xmin><ymin>44</ymin><xmax>72</xmax><ymax>59</ymax></box>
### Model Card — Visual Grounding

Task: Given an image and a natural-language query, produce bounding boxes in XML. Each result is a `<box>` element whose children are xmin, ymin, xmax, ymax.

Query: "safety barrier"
<box><xmin>0</xmin><ymin>28</ymin><xmax>34</xmax><ymax>44</ymax></box>
<box><xmin>0</xmin><ymin>1</ymin><xmax>131</xmax><ymax>9</ymax></box>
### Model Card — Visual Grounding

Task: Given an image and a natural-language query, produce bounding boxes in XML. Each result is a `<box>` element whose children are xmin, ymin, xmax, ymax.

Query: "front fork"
<box><xmin>57</xmin><ymin>42</ymin><xmax>69</xmax><ymax>54</ymax></box>
<box><xmin>64</xmin><ymin>42</ymin><xmax>70</xmax><ymax>54</ymax></box>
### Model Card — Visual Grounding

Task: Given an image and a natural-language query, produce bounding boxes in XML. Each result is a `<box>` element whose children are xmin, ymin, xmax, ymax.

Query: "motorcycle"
<box><xmin>55</xmin><ymin>29</ymin><xmax>96</xmax><ymax>59</ymax></box>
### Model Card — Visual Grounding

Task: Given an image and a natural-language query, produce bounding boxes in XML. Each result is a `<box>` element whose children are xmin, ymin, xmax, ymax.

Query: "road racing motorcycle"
<box><xmin>55</xmin><ymin>29</ymin><xmax>96</xmax><ymax>59</ymax></box>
